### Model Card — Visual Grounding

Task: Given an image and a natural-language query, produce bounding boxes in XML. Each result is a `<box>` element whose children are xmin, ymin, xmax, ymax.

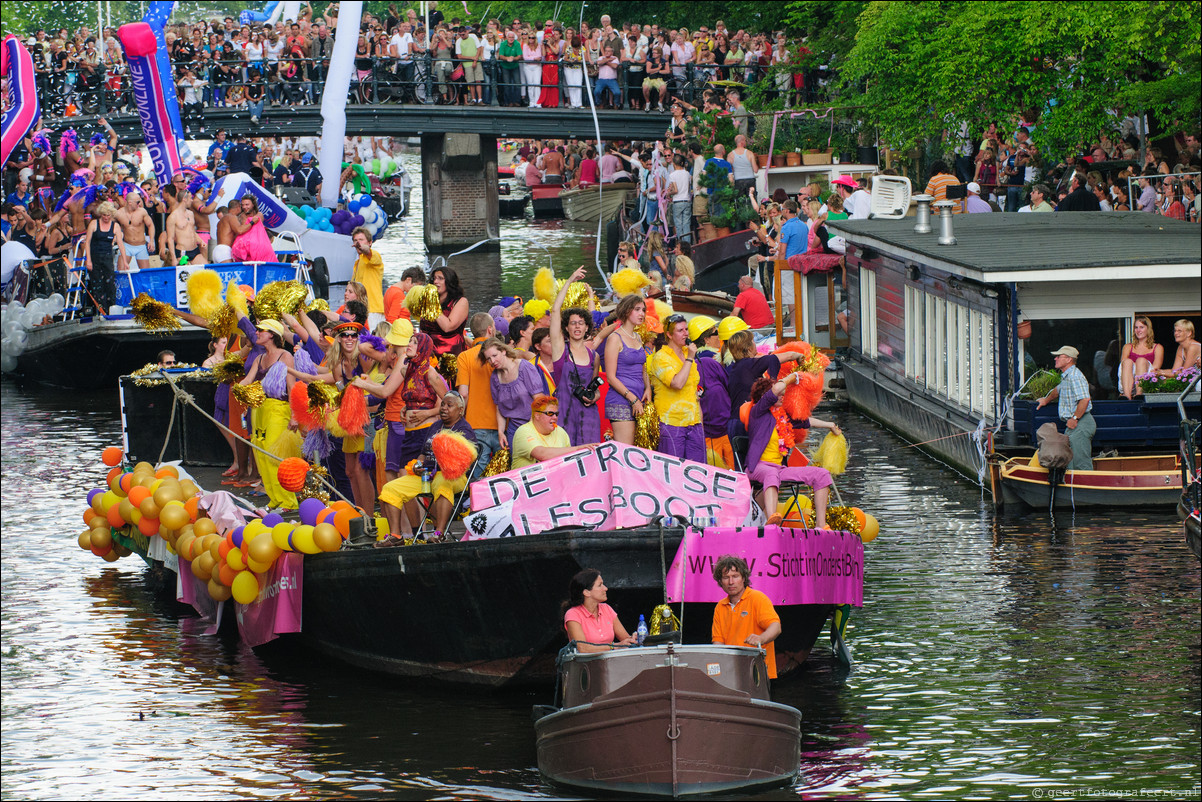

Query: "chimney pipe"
<box><xmin>933</xmin><ymin>200</ymin><xmax>956</xmax><ymax>245</ymax></box>
<box><xmin>913</xmin><ymin>194</ymin><xmax>934</xmax><ymax>233</ymax></box>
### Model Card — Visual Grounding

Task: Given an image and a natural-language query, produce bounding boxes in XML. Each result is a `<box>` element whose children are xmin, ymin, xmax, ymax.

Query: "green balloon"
<box><xmin>369</xmin><ymin>158</ymin><xmax>381</xmax><ymax>175</ymax></box>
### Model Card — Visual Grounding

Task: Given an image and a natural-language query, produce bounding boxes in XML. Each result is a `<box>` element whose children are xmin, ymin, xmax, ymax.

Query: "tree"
<box><xmin>835</xmin><ymin>1</ymin><xmax>1201</xmax><ymax>156</ymax></box>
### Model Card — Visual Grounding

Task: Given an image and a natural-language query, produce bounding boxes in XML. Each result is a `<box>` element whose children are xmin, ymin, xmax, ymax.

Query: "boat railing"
<box><xmin>1178</xmin><ymin>372</ymin><xmax>1202</xmax><ymax>505</ymax></box>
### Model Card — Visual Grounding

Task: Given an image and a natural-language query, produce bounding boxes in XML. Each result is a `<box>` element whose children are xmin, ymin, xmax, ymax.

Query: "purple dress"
<box><xmin>604</xmin><ymin>337</ymin><xmax>648</xmax><ymax>423</ymax></box>
<box><xmin>491</xmin><ymin>359</ymin><xmax>548</xmax><ymax>443</ymax></box>
<box><xmin>554</xmin><ymin>346</ymin><xmax>602</xmax><ymax>446</ymax></box>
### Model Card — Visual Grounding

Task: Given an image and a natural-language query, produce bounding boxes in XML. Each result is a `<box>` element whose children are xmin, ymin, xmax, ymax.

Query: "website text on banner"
<box><xmin>466</xmin><ymin>442</ymin><xmax>752</xmax><ymax>538</ymax></box>
<box><xmin>666</xmin><ymin>526</ymin><xmax>864</xmax><ymax>606</ymax></box>
<box><xmin>235</xmin><ymin>552</ymin><xmax>304</xmax><ymax>648</ymax></box>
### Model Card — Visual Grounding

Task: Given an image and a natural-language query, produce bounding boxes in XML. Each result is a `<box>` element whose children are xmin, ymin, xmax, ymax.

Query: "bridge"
<box><xmin>53</xmin><ymin>104</ymin><xmax>669</xmax><ymax>248</ymax></box>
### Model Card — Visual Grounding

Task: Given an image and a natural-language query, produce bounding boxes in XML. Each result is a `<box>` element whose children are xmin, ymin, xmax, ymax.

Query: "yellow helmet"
<box><xmin>717</xmin><ymin>316</ymin><xmax>750</xmax><ymax>341</ymax></box>
<box><xmin>687</xmin><ymin>315</ymin><xmax>718</xmax><ymax>343</ymax></box>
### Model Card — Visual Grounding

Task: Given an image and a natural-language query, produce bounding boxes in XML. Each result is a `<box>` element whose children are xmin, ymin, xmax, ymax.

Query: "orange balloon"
<box><xmin>91</xmin><ymin>544</ymin><xmax>112</xmax><ymax>558</ymax></box>
<box><xmin>218</xmin><ymin>540</ymin><xmax>233</xmax><ymax>560</ymax></box>
<box><xmin>184</xmin><ymin>496</ymin><xmax>201</xmax><ymax>522</ymax></box>
<box><xmin>329</xmin><ymin>500</ymin><xmax>353</xmax><ymax>513</ymax></box>
<box><xmin>137</xmin><ymin>516</ymin><xmax>160</xmax><ymax>536</ymax></box>
<box><xmin>155</xmin><ymin>466</ymin><xmax>180</xmax><ymax>479</ymax></box>
<box><xmin>332</xmin><ymin>509</ymin><xmax>357</xmax><ymax>538</ymax></box>
<box><xmin>219</xmin><ymin>564</ymin><xmax>239</xmax><ymax>587</ymax></box>
<box><xmin>316</xmin><ymin>507</ymin><xmax>336</xmax><ymax>526</ymax></box>
<box><xmin>851</xmin><ymin>507</ymin><xmax>867</xmax><ymax>531</ymax></box>
<box><xmin>106</xmin><ymin>503</ymin><xmax>125</xmax><ymax>529</ymax></box>
<box><xmin>119</xmin><ymin>472</ymin><xmax>134</xmax><ymax>494</ymax></box>
<box><xmin>83</xmin><ymin>508</ymin><xmax>98</xmax><ymax>526</ymax></box>
<box><xmin>101</xmin><ymin>446</ymin><xmax>123</xmax><ymax>466</ymax></box>
<box><xmin>127</xmin><ymin>485</ymin><xmax>151</xmax><ymax>507</ymax></box>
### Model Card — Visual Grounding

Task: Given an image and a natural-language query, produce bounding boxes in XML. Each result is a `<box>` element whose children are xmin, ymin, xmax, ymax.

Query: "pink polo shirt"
<box><xmin>564</xmin><ymin>603</ymin><xmax>619</xmax><ymax>645</ymax></box>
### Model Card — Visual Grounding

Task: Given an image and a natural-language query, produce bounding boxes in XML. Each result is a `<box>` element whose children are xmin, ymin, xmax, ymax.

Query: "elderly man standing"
<box><xmin>1036</xmin><ymin>346</ymin><xmax>1095</xmax><ymax>471</ymax></box>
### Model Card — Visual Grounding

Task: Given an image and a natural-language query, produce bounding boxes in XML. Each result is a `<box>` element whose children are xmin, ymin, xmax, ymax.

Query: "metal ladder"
<box><xmin>62</xmin><ymin>239</ymin><xmax>91</xmax><ymax>320</ymax></box>
<box><xmin>270</xmin><ymin>230</ymin><xmax>314</xmax><ymax>303</ymax></box>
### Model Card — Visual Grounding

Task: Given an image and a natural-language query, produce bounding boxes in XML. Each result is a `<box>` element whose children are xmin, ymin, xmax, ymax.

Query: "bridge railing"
<box><xmin>35</xmin><ymin>52</ymin><xmax>773</xmax><ymax>125</ymax></box>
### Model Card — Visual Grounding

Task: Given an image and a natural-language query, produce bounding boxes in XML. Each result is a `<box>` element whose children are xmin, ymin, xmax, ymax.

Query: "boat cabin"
<box><xmin>828</xmin><ymin>211</ymin><xmax>1201</xmax><ymax>484</ymax></box>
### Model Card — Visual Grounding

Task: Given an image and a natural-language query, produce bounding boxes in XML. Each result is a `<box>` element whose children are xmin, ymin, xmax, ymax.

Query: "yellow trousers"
<box><xmin>252</xmin><ymin>399</ymin><xmax>298</xmax><ymax>510</ymax></box>
<box><xmin>378</xmin><ymin>472</ymin><xmax>467</xmax><ymax>509</ymax></box>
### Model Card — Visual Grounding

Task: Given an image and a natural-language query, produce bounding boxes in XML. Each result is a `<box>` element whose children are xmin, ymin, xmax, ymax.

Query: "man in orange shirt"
<box><xmin>383</xmin><ymin>266</ymin><xmax>427</xmax><ymax>323</ymax></box>
<box><xmin>711</xmin><ymin>554</ymin><xmax>782</xmax><ymax>678</ymax></box>
<box><xmin>456</xmin><ymin>312</ymin><xmax>500</xmax><ymax>477</ymax></box>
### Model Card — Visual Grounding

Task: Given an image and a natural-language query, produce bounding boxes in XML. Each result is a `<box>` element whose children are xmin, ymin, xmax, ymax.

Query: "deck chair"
<box><xmin>413</xmin><ymin>458</ymin><xmax>480</xmax><ymax>540</ymax></box>
<box><xmin>731</xmin><ymin>434</ymin><xmax>813</xmax><ymax>524</ymax></box>
<box><xmin>868</xmin><ymin>175</ymin><xmax>912</xmax><ymax>219</ymax></box>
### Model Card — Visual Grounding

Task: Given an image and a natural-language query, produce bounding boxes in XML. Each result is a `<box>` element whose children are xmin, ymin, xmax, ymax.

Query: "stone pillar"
<box><xmin>421</xmin><ymin>133</ymin><xmax>499</xmax><ymax>249</ymax></box>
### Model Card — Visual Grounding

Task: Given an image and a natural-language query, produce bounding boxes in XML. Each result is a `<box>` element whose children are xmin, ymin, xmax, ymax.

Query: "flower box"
<box><xmin>1142</xmin><ymin>391</ymin><xmax>1201</xmax><ymax>405</ymax></box>
<box><xmin>802</xmin><ymin>149</ymin><xmax>833</xmax><ymax>166</ymax></box>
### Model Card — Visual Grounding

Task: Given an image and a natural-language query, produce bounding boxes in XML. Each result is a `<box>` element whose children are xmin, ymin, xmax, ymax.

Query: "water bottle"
<box><xmin>636</xmin><ymin>615</ymin><xmax>648</xmax><ymax>646</ymax></box>
<box><xmin>421</xmin><ymin>466</ymin><xmax>432</xmax><ymax>495</ymax></box>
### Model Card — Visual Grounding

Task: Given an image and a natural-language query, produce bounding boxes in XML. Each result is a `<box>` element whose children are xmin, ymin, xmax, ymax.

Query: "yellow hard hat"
<box><xmin>717</xmin><ymin>316</ymin><xmax>750</xmax><ymax>341</ymax></box>
<box><xmin>687</xmin><ymin>315</ymin><xmax>718</xmax><ymax>343</ymax></box>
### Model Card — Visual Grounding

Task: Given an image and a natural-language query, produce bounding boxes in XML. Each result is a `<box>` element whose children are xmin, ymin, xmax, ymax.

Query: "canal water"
<box><xmin>3</xmin><ymin>153</ymin><xmax>1199</xmax><ymax>799</ymax></box>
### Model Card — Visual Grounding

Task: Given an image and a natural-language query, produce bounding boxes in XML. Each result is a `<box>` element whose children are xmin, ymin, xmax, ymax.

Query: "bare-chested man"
<box><xmin>115</xmin><ymin>191</ymin><xmax>155</xmax><ymax>269</ymax></box>
<box><xmin>86</xmin><ymin>118</ymin><xmax>119</xmax><ymax>177</ymax></box>
<box><xmin>165</xmin><ymin>190</ymin><xmax>206</xmax><ymax>265</ymax></box>
<box><xmin>29</xmin><ymin>137</ymin><xmax>57</xmax><ymax>192</ymax></box>
<box><xmin>192</xmin><ymin>187</ymin><xmax>219</xmax><ymax>258</ymax></box>
<box><xmin>538</xmin><ymin>146</ymin><xmax>565</xmax><ymax>183</ymax></box>
<box><xmin>211</xmin><ymin>202</ymin><xmax>240</xmax><ymax>263</ymax></box>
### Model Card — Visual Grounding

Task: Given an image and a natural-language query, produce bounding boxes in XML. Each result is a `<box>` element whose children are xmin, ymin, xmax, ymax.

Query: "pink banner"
<box><xmin>665</xmin><ymin>526</ymin><xmax>864</xmax><ymax>606</ymax></box>
<box><xmin>176</xmin><ymin>560</ymin><xmax>223</xmax><ymax>635</ymax></box>
<box><xmin>235</xmin><ymin>552</ymin><xmax>304</xmax><ymax>647</ymax></box>
<box><xmin>468</xmin><ymin>442</ymin><xmax>751</xmax><ymax>537</ymax></box>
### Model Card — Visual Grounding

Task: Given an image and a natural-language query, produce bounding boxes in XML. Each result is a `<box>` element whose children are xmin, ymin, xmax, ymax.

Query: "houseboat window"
<box><xmin>1023</xmin><ymin>319</ymin><xmax>1125</xmax><ymax>396</ymax></box>
<box><xmin>906</xmin><ymin>285</ymin><xmax>995</xmax><ymax>416</ymax></box>
<box><xmin>859</xmin><ymin>267</ymin><xmax>877</xmax><ymax>357</ymax></box>
<box><xmin>905</xmin><ymin>285</ymin><xmax>925</xmax><ymax>383</ymax></box>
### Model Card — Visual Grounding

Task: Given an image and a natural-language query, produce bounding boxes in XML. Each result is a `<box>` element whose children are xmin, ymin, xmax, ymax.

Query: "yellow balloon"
<box><xmin>290</xmin><ymin>524</ymin><xmax>320</xmax><ymax>555</ymax></box>
<box><xmin>271</xmin><ymin>522</ymin><xmax>295</xmax><ymax>552</ymax></box>
<box><xmin>207</xmin><ymin>579</ymin><xmax>233</xmax><ymax>602</ymax></box>
<box><xmin>78</xmin><ymin>530</ymin><xmax>93</xmax><ymax>550</ymax></box>
<box><xmin>248</xmin><ymin>532</ymin><xmax>282</xmax><ymax>564</ymax></box>
<box><xmin>160</xmin><ymin>504</ymin><xmax>189</xmax><ymax>531</ymax></box>
<box><xmin>101</xmin><ymin>490</ymin><xmax>119</xmax><ymax>511</ymax></box>
<box><xmin>860</xmin><ymin>514</ymin><xmax>880</xmax><ymax>544</ymax></box>
<box><xmin>243</xmin><ymin>520</ymin><xmax>268</xmax><ymax>539</ymax></box>
<box><xmin>231</xmin><ymin>571</ymin><xmax>260</xmax><ymax>605</ymax></box>
<box><xmin>312</xmin><ymin>523</ymin><xmax>342</xmax><ymax>553</ymax></box>
<box><xmin>165</xmin><ymin>541</ymin><xmax>177</xmax><ymax>555</ymax></box>
<box><xmin>246</xmin><ymin>556</ymin><xmax>273</xmax><ymax>574</ymax></box>
<box><xmin>226</xmin><ymin>547</ymin><xmax>247</xmax><ymax>571</ymax></box>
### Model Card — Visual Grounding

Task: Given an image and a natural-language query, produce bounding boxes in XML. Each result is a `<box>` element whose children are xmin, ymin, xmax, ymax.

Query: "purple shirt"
<box><xmin>1137</xmin><ymin>185</ymin><xmax>1158</xmax><ymax>212</ymax></box>
<box><xmin>238</xmin><ymin>315</ymin><xmax>267</xmax><ymax>368</ymax></box>
<box><xmin>491</xmin><ymin>359</ymin><xmax>548</xmax><ymax>427</ymax></box>
<box><xmin>696</xmin><ymin>351</ymin><xmax>731</xmax><ymax>437</ymax></box>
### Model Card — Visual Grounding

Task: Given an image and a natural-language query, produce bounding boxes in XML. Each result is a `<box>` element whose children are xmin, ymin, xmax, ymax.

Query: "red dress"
<box><xmin>537</xmin><ymin>43</ymin><xmax>560</xmax><ymax>108</ymax></box>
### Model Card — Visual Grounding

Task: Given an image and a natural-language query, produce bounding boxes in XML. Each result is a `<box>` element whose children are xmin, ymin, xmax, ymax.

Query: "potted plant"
<box><xmin>1020</xmin><ymin>369</ymin><xmax>1061</xmax><ymax>401</ymax></box>
<box><xmin>711</xmin><ymin>203</ymin><xmax>736</xmax><ymax>237</ymax></box>
<box><xmin>1136</xmin><ymin>367</ymin><xmax>1201</xmax><ymax>404</ymax></box>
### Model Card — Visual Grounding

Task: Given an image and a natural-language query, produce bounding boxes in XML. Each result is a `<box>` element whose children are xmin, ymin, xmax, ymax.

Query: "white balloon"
<box><xmin>47</xmin><ymin>293</ymin><xmax>66</xmax><ymax>314</ymax></box>
<box><xmin>0</xmin><ymin>352</ymin><xmax>16</xmax><ymax>373</ymax></box>
<box><xmin>21</xmin><ymin>308</ymin><xmax>43</xmax><ymax>329</ymax></box>
<box><xmin>8</xmin><ymin>301</ymin><xmax>23</xmax><ymax>313</ymax></box>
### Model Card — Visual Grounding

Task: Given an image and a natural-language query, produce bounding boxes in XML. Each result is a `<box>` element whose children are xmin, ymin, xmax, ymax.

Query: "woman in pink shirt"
<box><xmin>562</xmin><ymin>569</ymin><xmax>637</xmax><ymax>652</ymax></box>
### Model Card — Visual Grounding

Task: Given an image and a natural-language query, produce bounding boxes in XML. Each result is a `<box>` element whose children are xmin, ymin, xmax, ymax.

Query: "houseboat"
<box><xmin>826</xmin><ymin>211</ymin><xmax>1201</xmax><ymax>498</ymax></box>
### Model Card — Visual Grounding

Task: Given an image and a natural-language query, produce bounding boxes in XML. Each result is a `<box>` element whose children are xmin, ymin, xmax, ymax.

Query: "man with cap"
<box><xmin>296</xmin><ymin>153</ymin><xmax>322</xmax><ymax>196</ymax></box>
<box><xmin>457</xmin><ymin>312</ymin><xmax>501</xmax><ymax>477</ymax></box>
<box><xmin>965</xmin><ymin>182</ymin><xmax>992</xmax><ymax>214</ymax></box>
<box><xmin>732</xmin><ymin>273</ymin><xmax>774</xmax><ymax>329</ymax></box>
<box><xmin>690</xmin><ymin>315</ymin><xmax>735</xmax><ymax>469</ymax></box>
<box><xmin>1036</xmin><ymin>346</ymin><xmax>1095</xmax><ymax>471</ymax></box>
<box><xmin>832</xmin><ymin>175</ymin><xmax>871</xmax><ymax>220</ymax></box>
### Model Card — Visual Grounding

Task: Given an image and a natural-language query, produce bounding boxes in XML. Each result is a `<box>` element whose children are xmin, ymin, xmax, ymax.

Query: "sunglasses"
<box><xmin>162</xmin><ymin>360</ymin><xmax>176</xmax><ymax>366</ymax></box>
<box><xmin>664</xmin><ymin>314</ymin><xmax>686</xmax><ymax>327</ymax></box>
<box><xmin>337</xmin><ymin>331</ymin><xmax>359</xmax><ymax>339</ymax></box>
<box><xmin>539</xmin><ymin>409</ymin><xmax>560</xmax><ymax>417</ymax></box>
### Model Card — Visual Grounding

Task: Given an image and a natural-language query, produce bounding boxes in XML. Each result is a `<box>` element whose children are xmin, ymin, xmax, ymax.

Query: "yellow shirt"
<box><xmin>352</xmin><ymin>248</ymin><xmax>385</xmax><ymax>314</ymax></box>
<box><xmin>759</xmin><ymin>427</ymin><xmax>784</xmax><ymax>465</ymax></box>
<box><xmin>650</xmin><ymin>346</ymin><xmax>702</xmax><ymax>427</ymax></box>
<box><xmin>511</xmin><ymin>421</ymin><xmax>571</xmax><ymax>470</ymax></box>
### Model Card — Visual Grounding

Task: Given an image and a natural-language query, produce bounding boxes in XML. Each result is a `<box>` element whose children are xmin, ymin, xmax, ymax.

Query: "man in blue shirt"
<box><xmin>1035</xmin><ymin>345</ymin><xmax>1094</xmax><ymax>470</ymax></box>
<box><xmin>772</xmin><ymin>200</ymin><xmax>807</xmax><ymax>328</ymax></box>
<box><xmin>207</xmin><ymin>129</ymin><xmax>232</xmax><ymax>168</ymax></box>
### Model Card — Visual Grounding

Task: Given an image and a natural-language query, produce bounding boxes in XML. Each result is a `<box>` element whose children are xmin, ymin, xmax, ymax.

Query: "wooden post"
<box><xmin>773</xmin><ymin>259</ymin><xmax>803</xmax><ymax>343</ymax></box>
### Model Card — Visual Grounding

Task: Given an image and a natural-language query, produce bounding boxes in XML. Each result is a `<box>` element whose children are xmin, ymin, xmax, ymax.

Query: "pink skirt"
<box><xmin>231</xmin><ymin>220</ymin><xmax>276</xmax><ymax>263</ymax></box>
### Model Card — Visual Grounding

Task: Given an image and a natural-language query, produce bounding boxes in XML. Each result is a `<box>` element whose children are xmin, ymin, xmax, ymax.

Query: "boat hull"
<box><xmin>693</xmin><ymin>230</ymin><xmax>759</xmax><ymax>295</ymax></box>
<box><xmin>293</xmin><ymin>526</ymin><xmax>833</xmax><ymax>687</ymax></box>
<box><xmin>530</xmin><ymin>185</ymin><xmax>565</xmax><ymax>217</ymax></box>
<box><xmin>996</xmin><ymin>455</ymin><xmax>1182</xmax><ymax>509</ymax></box>
<box><xmin>561</xmin><ymin>185</ymin><xmax>633</xmax><ymax>222</ymax></box>
<box><xmin>536</xmin><ymin>647</ymin><xmax>800</xmax><ymax>797</ymax></box>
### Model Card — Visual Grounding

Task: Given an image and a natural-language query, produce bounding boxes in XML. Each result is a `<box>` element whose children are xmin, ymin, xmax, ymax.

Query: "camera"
<box><xmin>571</xmin><ymin>375</ymin><xmax>603</xmax><ymax>404</ymax></box>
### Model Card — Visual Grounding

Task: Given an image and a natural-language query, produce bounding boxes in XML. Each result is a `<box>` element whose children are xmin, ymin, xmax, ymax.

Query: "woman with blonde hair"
<box><xmin>1119</xmin><ymin>315</ymin><xmax>1163</xmax><ymax>399</ymax></box>
<box><xmin>1158</xmin><ymin>319</ymin><xmax>1201</xmax><ymax>377</ymax></box>
<box><xmin>83</xmin><ymin>200</ymin><xmax>125</xmax><ymax>315</ymax></box>
<box><xmin>604</xmin><ymin>294</ymin><xmax>652</xmax><ymax>444</ymax></box>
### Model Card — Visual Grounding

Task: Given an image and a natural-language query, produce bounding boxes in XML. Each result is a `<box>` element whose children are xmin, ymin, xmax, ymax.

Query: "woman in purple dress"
<box><xmin>483</xmin><ymin>338</ymin><xmax>549</xmax><ymax>449</ymax></box>
<box><xmin>550</xmin><ymin>267</ymin><xmax>604</xmax><ymax>446</ymax></box>
<box><xmin>603</xmin><ymin>294</ymin><xmax>651</xmax><ymax>445</ymax></box>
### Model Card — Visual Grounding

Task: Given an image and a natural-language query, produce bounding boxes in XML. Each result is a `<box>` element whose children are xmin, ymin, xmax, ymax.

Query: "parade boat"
<box><xmin>530</xmin><ymin>184</ymin><xmax>566</xmax><ymax>217</ymax></box>
<box><xmin>989</xmin><ymin>454</ymin><xmax>1184</xmax><ymax>510</ymax></box>
<box><xmin>7</xmin><ymin>261</ymin><xmax>310</xmax><ymax>390</ymax></box>
<box><xmin>560</xmin><ymin>183</ymin><xmax>636</xmax><ymax>223</ymax></box>
<box><xmin>828</xmin><ymin>210</ymin><xmax>1202</xmax><ymax>500</ymax></box>
<box><xmin>691</xmin><ymin>228</ymin><xmax>760</xmax><ymax>295</ymax></box>
<box><xmin>533</xmin><ymin>641</ymin><xmax>801</xmax><ymax>798</ymax></box>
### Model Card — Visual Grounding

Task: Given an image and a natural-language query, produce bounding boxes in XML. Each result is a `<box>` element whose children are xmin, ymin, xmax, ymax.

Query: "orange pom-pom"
<box><xmin>774</xmin><ymin>340</ymin><xmax>812</xmax><ymax>359</ymax></box>
<box><xmin>404</xmin><ymin>459</ymin><xmax>419</xmax><ymax>476</ymax></box>
<box><xmin>290</xmin><ymin>381</ymin><xmax>322</xmax><ymax>430</ymax></box>
<box><xmin>782</xmin><ymin>371</ymin><xmax>823</xmax><ymax>421</ymax></box>
<box><xmin>277</xmin><ymin>457</ymin><xmax>310</xmax><ymax>492</ymax></box>
<box><xmin>337</xmin><ymin>386</ymin><xmax>369</xmax><ymax>436</ymax></box>
<box><xmin>431</xmin><ymin>430</ymin><xmax>479</xmax><ymax>480</ymax></box>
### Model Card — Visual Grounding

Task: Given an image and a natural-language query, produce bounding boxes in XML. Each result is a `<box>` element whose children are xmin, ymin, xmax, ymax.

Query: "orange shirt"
<box><xmin>923</xmin><ymin>173</ymin><xmax>964</xmax><ymax>213</ymax></box>
<box><xmin>712</xmin><ymin>587</ymin><xmax>781</xmax><ymax>678</ymax></box>
<box><xmin>384</xmin><ymin>284</ymin><xmax>411</xmax><ymax>323</ymax></box>
<box><xmin>456</xmin><ymin>338</ymin><xmax>497</xmax><ymax>431</ymax></box>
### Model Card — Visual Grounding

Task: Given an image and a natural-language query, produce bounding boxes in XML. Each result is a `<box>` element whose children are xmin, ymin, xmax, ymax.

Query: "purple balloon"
<box><xmin>331</xmin><ymin>209</ymin><xmax>348</xmax><ymax>223</ymax></box>
<box><xmin>87</xmin><ymin>488</ymin><xmax>104</xmax><ymax>505</ymax></box>
<box><xmin>262</xmin><ymin>512</ymin><xmax>285</xmax><ymax>528</ymax></box>
<box><xmin>350</xmin><ymin>214</ymin><xmax>365</xmax><ymax>227</ymax></box>
<box><xmin>299</xmin><ymin>497</ymin><xmax>326</xmax><ymax>527</ymax></box>
<box><xmin>230</xmin><ymin>525</ymin><xmax>245</xmax><ymax>548</ymax></box>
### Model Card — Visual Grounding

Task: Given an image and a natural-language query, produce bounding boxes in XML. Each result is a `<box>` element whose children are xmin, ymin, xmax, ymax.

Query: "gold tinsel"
<box><xmin>231</xmin><ymin>381</ymin><xmax>266</xmax><ymax>408</ymax></box>
<box><xmin>210</xmin><ymin>353</ymin><xmax>246</xmax><ymax>384</ymax></box>
<box><xmin>648</xmin><ymin>603</ymin><xmax>680</xmax><ymax>636</ymax></box>
<box><xmin>206</xmin><ymin>304</ymin><xmax>238</xmax><ymax>340</ymax></box>
<box><xmin>253</xmin><ymin>280</ymin><xmax>308</xmax><ymax>322</ymax></box>
<box><xmin>562</xmin><ymin>281</ymin><xmax>593</xmax><ymax>311</ymax></box>
<box><xmin>130</xmin><ymin>292</ymin><xmax>182</xmax><ymax>331</ymax></box>
<box><xmin>483</xmin><ymin>447</ymin><xmax>511</xmax><ymax>477</ymax></box>
<box><xmin>307</xmin><ymin>298</ymin><xmax>330</xmax><ymax>312</ymax></box>
<box><xmin>798</xmin><ymin>347</ymin><xmax>831</xmax><ymax>375</ymax></box>
<box><xmin>438</xmin><ymin>352</ymin><xmax>458</xmax><ymax>388</ymax></box>
<box><xmin>633</xmin><ymin>403</ymin><xmax>660</xmax><ymax>450</ymax></box>
<box><xmin>308</xmin><ymin>381</ymin><xmax>341</xmax><ymax>411</ymax></box>
<box><xmin>404</xmin><ymin>284</ymin><xmax>442</xmax><ymax>322</ymax></box>
<box><xmin>128</xmin><ymin>362</ymin><xmax>205</xmax><ymax>387</ymax></box>
<box><xmin>826</xmin><ymin>506</ymin><xmax>862</xmax><ymax>535</ymax></box>
<box><xmin>298</xmin><ymin>464</ymin><xmax>331</xmax><ymax>503</ymax></box>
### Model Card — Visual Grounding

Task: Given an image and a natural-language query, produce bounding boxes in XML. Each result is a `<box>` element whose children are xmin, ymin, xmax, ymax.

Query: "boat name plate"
<box><xmin>707</xmin><ymin>663</ymin><xmax>721</xmax><ymax>676</ymax></box>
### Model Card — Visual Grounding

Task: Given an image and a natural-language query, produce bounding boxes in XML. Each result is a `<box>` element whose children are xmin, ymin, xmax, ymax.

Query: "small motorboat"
<box><xmin>992</xmin><ymin>454</ymin><xmax>1184</xmax><ymax>510</ymax></box>
<box><xmin>530</xmin><ymin>184</ymin><xmax>565</xmax><ymax>218</ymax></box>
<box><xmin>497</xmin><ymin>181</ymin><xmax>530</xmax><ymax>217</ymax></box>
<box><xmin>560</xmin><ymin>183</ymin><xmax>635</xmax><ymax>222</ymax></box>
<box><xmin>534</xmin><ymin>639</ymin><xmax>801</xmax><ymax>798</ymax></box>
<box><xmin>645</xmin><ymin>287</ymin><xmax>735</xmax><ymax>317</ymax></box>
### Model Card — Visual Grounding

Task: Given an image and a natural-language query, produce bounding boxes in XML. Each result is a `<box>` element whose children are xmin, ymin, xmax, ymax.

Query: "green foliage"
<box><xmin>1021</xmin><ymin>369</ymin><xmax>1062</xmax><ymax>400</ymax></box>
<box><xmin>837</xmin><ymin>1</ymin><xmax>1202</xmax><ymax>155</ymax></box>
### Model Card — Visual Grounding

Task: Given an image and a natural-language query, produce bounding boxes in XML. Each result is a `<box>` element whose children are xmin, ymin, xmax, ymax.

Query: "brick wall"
<box><xmin>421</xmin><ymin>134</ymin><xmax>499</xmax><ymax>248</ymax></box>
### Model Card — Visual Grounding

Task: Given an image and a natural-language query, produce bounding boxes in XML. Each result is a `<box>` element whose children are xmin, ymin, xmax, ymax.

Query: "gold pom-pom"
<box><xmin>533</xmin><ymin>267</ymin><xmax>560</xmax><ymax>303</ymax></box>
<box><xmin>253</xmin><ymin>280</ymin><xmax>308</xmax><ymax>322</ymax></box>
<box><xmin>231</xmin><ymin>381</ymin><xmax>266</xmax><ymax>408</ymax></box>
<box><xmin>825</xmin><ymin>506</ymin><xmax>862</xmax><ymax>535</ymax></box>
<box><xmin>186</xmin><ymin>269</ymin><xmax>224</xmax><ymax>318</ymax></box>
<box><xmin>648</xmin><ymin>603</ymin><xmax>680</xmax><ymax>636</ymax></box>
<box><xmin>437</xmin><ymin>352</ymin><xmax>458</xmax><ymax>387</ymax></box>
<box><xmin>812</xmin><ymin>431</ymin><xmax>849</xmax><ymax>476</ymax></box>
<box><xmin>651</xmin><ymin>299</ymin><xmax>674</xmax><ymax>322</ymax></box>
<box><xmin>207</xmin><ymin>304</ymin><xmax>238</xmax><ymax>340</ymax></box>
<box><xmin>308</xmin><ymin>381</ymin><xmax>341</xmax><ymax>411</ymax></box>
<box><xmin>404</xmin><ymin>284</ymin><xmax>442</xmax><ymax>322</ymax></box>
<box><xmin>130</xmin><ymin>293</ymin><xmax>182</xmax><ymax>331</ymax></box>
<box><xmin>268</xmin><ymin>428</ymin><xmax>304</xmax><ymax>461</ymax></box>
<box><xmin>225</xmin><ymin>281</ymin><xmax>248</xmax><ymax>318</ymax></box>
<box><xmin>297</xmin><ymin>464</ymin><xmax>330</xmax><ymax>503</ymax></box>
<box><xmin>610</xmin><ymin>268</ymin><xmax>651</xmax><ymax>297</ymax></box>
<box><xmin>483</xmin><ymin>448</ymin><xmax>511</xmax><ymax>477</ymax></box>
<box><xmin>633</xmin><ymin>403</ymin><xmax>660</xmax><ymax>450</ymax></box>
<box><xmin>210</xmin><ymin>353</ymin><xmax>247</xmax><ymax>384</ymax></box>
<box><xmin>307</xmin><ymin>298</ymin><xmax>330</xmax><ymax>312</ymax></box>
<box><xmin>562</xmin><ymin>281</ymin><xmax>593</xmax><ymax>311</ymax></box>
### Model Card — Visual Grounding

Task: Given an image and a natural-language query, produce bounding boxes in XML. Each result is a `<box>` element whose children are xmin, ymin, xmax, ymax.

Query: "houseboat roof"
<box><xmin>829</xmin><ymin>212</ymin><xmax>1201</xmax><ymax>283</ymax></box>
